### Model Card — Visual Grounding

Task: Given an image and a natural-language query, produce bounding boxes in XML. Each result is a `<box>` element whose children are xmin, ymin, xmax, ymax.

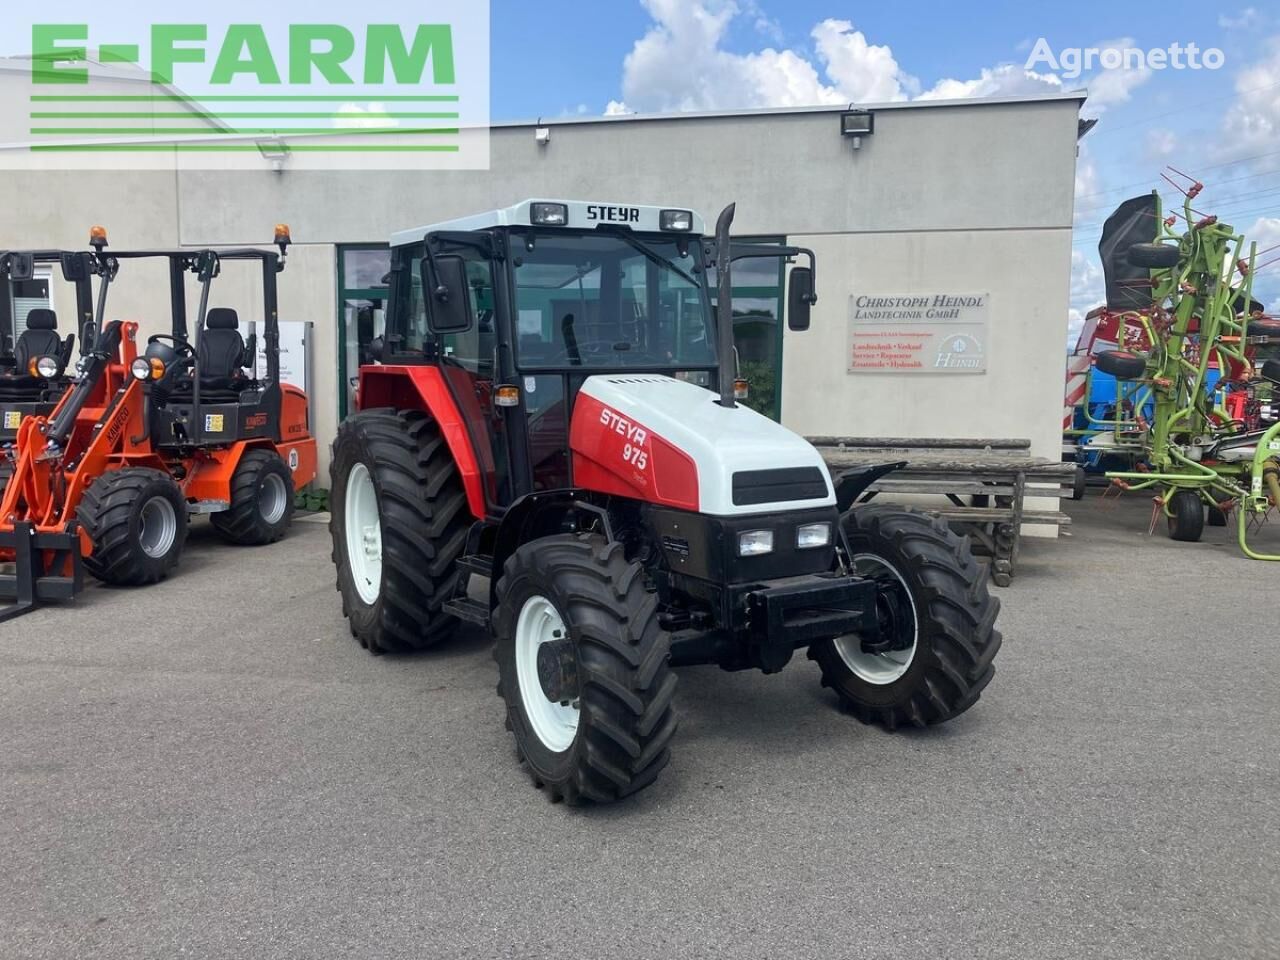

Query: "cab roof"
<box><xmin>390</xmin><ymin>199</ymin><xmax>708</xmax><ymax>248</ymax></box>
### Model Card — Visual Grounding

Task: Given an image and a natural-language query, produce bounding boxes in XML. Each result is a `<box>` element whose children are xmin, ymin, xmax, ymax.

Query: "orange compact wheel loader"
<box><xmin>0</xmin><ymin>226</ymin><xmax>317</xmax><ymax>620</ymax></box>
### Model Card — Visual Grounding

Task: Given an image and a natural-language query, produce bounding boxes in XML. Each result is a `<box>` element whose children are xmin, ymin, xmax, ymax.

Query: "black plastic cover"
<box><xmin>1100</xmin><ymin>193</ymin><xmax>1159</xmax><ymax>311</ymax></box>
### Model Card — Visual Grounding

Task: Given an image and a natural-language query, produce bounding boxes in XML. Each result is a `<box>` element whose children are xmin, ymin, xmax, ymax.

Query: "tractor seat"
<box><xmin>0</xmin><ymin>308</ymin><xmax>73</xmax><ymax>400</ymax></box>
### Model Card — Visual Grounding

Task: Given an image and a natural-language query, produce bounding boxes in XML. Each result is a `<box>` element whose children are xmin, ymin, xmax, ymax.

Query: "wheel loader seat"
<box><xmin>200</xmin><ymin>308</ymin><xmax>250</xmax><ymax>385</ymax></box>
<box><xmin>0</xmin><ymin>308</ymin><xmax>73</xmax><ymax>400</ymax></box>
<box><xmin>14</xmin><ymin>309</ymin><xmax>66</xmax><ymax>373</ymax></box>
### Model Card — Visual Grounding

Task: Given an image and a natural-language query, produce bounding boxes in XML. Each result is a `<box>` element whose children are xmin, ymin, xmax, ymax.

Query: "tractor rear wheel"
<box><xmin>494</xmin><ymin>534</ymin><xmax>677</xmax><ymax>804</ymax></box>
<box><xmin>1167</xmin><ymin>489</ymin><xmax>1205</xmax><ymax>542</ymax></box>
<box><xmin>329</xmin><ymin>409</ymin><xmax>471</xmax><ymax>655</ymax></box>
<box><xmin>210</xmin><ymin>449</ymin><xmax>295</xmax><ymax>546</ymax></box>
<box><xmin>78</xmin><ymin>468</ymin><xmax>188</xmax><ymax>586</ymax></box>
<box><xmin>809</xmin><ymin>505</ymin><xmax>1001</xmax><ymax>730</ymax></box>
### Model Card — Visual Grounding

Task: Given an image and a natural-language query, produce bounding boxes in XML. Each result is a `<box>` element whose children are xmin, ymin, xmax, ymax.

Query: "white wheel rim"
<box><xmin>834</xmin><ymin>553</ymin><xmax>918</xmax><ymax>685</ymax></box>
<box><xmin>138</xmin><ymin>495</ymin><xmax>177</xmax><ymax>559</ymax></box>
<box><xmin>344</xmin><ymin>463</ymin><xmax>382</xmax><ymax>605</ymax></box>
<box><xmin>515</xmin><ymin>594</ymin><xmax>579</xmax><ymax>753</ymax></box>
<box><xmin>260</xmin><ymin>472</ymin><xmax>289</xmax><ymax>525</ymax></box>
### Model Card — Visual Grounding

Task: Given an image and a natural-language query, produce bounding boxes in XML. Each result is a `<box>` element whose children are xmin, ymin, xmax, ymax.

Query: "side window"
<box><xmin>406</xmin><ymin>259</ymin><xmax>430</xmax><ymax>353</ymax></box>
<box><xmin>388</xmin><ymin>243</ymin><xmax>432</xmax><ymax>356</ymax></box>
<box><xmin>440</xmin><ymin>256</ymin><xmax>496</xmax><ymax>374</ymax></box>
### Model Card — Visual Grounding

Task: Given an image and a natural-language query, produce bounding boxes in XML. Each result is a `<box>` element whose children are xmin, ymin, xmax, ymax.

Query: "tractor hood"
<box><xmin>569</xmin><ymin>374</ymin><xmax>836</xmax><ymax>516</ymax></box>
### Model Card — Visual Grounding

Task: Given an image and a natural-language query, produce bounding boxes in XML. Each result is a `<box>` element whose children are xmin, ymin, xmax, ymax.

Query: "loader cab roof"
<box><xmin>389</xmin><ymin>200</ymin><xmax>708</xmax><ymax>248</ymax></box>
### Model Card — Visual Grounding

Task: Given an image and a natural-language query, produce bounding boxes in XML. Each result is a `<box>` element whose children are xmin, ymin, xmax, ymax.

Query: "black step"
<box><xmin>456</xmin><ymin>554</ymin><xmax>494</xmax><ymax>579</ymax></box>
<box><xmin>443</xmin><ymin>596</ymin><xmax>490</xmax><ymax>627</ymax></box>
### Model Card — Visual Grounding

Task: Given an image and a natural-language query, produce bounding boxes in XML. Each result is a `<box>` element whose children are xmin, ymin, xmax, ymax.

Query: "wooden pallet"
<box><xmin>811</xmin><ymin>437</ymin><xmax>1074</xmax><ymax>587</ymax></box>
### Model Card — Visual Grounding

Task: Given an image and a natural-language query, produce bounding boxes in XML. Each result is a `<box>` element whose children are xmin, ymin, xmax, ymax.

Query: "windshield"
<box><xmin>511</xmin><ymin>229</ymin><xmax>715</xmax><ymax>370</ymax></box>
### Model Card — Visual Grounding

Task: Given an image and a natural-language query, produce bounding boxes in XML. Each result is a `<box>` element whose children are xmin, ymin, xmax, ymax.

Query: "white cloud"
<box><xmin>1068</xmin><ymin>249</ymin><xmax>1107</xmax><ymax>347</ymax></box>
<box><xmin>1220</xmin><ymin>8</ymin><xmax>1261</xmax><ymax>30</ymax></box>
<box><xmin>1222</xmin><ymin>41</ymin><xmax>1280</xmax><ymax>164</ymax></box>
<box><xmin>608</xmin><ymin>4</ymin><xmax>1151</xmax><ymax>118</ymax></box>
<box><xmin>916</xmin><ymin>64</ymin><xmax>1060</xmax><ymax>102</ymax></box>
<box><xmin>1244</xmin><ymin>216</ymin><xmax>1280</xmax><ymax>309</ymax></box>
<box><xmin>605</xmin><ymin>99</ymin><xmax>632</xmax><ymax>116</ymax></box>
<box><xmin>811</xmin><ymin>19</ymin><xmax>915</xmax><ymax>102</ymax></box>
<box><xmin>1074</xmin><ymin>151</ymin><xmax>1100</xmax><ymax>208</ymax></box>
<box><xmin>1145</xmin><ymin>127</ymin><xmax>1178</xmax><ymax>159</ymax></box>
<box><xmin>1083</xmin><ymin>37</ymin><xmax>1153</xmax><ymax>108</ymax></box>
<box><xmin>613</xmin><ymin>1</ymin><xmax>848</xmax><ymax>112</ymax></box>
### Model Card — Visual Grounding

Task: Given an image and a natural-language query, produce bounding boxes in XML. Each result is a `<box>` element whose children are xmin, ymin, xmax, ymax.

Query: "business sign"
<box><xmin>254</xmin><ymin>320</ymin><xmax>310</xmax><ymax>392</ymax></box>
<box><xmin>1</xmin><ymin>1</ymin><xmax>489</xmax><ymax>171</ymax></box>
<box><xmin>848</xmin><ymin>294</ymin><xmax>990</xmax><ymax>374</ymax></box>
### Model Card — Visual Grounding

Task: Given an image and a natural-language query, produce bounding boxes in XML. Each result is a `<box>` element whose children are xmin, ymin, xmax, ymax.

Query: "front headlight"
<box><xmin>35</xmin><ymin>356</ymin><xmax>60</xmax><ymax>379</ymax></box>
<box><xmin>796</xmin><ymin>522</ymin><xmax>832</xmax><ymax>549</ymax></box>
<box><xmin>738</xmin><ymin>529</ymin><xmax>774</xmax><ymax>557</ymax></box>
<box><xmin>130</xmin><ymin>357</ymin><xmax>156</xmax><ymax>381</ymax></box>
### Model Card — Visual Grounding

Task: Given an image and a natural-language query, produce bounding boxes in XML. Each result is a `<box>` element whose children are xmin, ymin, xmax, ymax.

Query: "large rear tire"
<box><xmin>210</xmin><ymin>449</ymin><xmax>295</xmax><ymax>546</ymax></box>
<box><xmin>494</xmin><ymin>534</ymin><xmax>677</xmax><ymax>804</ymax></box>
<box><xmin>329</xmin><ymin>409</ymin><xmax>471</xmax><ymax>655</ymax></box>
<box><xmin>78</xmin><ymin>468</ymin><xmax>188</xmax><ymax>586</ymax></box>
<box><xmin>809</xmin><ymin>505</ymin><xmax>1001</xmax><ymax>730</ymax></box>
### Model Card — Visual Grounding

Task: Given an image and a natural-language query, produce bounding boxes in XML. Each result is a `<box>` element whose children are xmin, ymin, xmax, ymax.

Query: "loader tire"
<box><xmin>78</xmin><ymin>468</ymin><xmax>188</xmax><ymax>586</ymax></box>
<box><xmin>1167</xmin><ymin>489</ymin><xmax>1205</xmax><ymax>542</ymax></box>
<box><xmin>330</xmin><ymin>409</ymin><xmax>471</xmax><ymax>655</ymax></box>
<box><xmin>1128</xmin><ymin>242</ymin><xmax>1181</xmax><ymax>269</ymax></box>
<box><xmin>211</xmin><ymin>449</ymin><xmax>295</xmax><ymax>546</ymax></box>
<box><xmin>809</xmin><ymin>504</ymin><xmax>1001</xmax><ymax>730</ymax></box>
<box><xmin>494</xmin><ymin>534</ymin><xmax>677</xmax><ymax>805</ymax></box>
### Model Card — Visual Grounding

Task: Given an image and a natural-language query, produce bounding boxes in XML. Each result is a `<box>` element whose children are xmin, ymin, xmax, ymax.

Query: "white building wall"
<box><xmin>0</xmin><ymin>94</ymin><xmax>1083</xmax><ymax>490</ymax></box>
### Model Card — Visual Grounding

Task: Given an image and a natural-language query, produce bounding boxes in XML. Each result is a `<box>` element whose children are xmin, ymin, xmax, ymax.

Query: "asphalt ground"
<box><xmin>2</xmin><ymin>494</ymin><xmax>1278</xmax><ymax>959</ymax></box>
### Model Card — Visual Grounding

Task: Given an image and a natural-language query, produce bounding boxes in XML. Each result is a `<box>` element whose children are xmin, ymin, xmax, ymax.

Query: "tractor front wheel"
<box><xmin>809</xmin><ymin>505</ymin><xmax>1001</xmax><ymax>730</ymax></box>
<box><xmin>329</xmin><ymin>409</ymin><xmax>471</xmax><ymax>655</ymax></box>
<box><xmin>1167</xmin><ymin>489</ymin><xmax>1205</xmax><ymax>542</ymax></box>
<box><xmin>78</xmin><ymin>468</ymin><xmax>188</xmax><ymax>586</ymax></box>
<box><xmin>494</xmin><ymin>534</ymin><xmax>677</xmax><ymax>804</ymax></box>
<box><xmin>211</xmin><ymin>449</ymin><xmax>295</xmax><ymax>546</ymax></box>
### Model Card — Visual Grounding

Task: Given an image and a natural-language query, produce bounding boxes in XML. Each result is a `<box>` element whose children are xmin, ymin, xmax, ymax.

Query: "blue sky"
<box><xmin>491</xmin><ymin>0</ymin><xmax>1280</xmax><ymax>342</ymax></box>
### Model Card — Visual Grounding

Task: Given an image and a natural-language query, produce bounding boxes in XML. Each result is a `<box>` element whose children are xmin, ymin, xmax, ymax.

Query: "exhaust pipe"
<box><xmin>714</xmin><ymin>202</ymin><xmax>736</xmax><ymax>408</ymax></box>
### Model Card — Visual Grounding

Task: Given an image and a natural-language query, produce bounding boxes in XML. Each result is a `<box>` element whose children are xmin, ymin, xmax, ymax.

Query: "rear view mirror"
<box><xmin>788</xmin><ymin>266</ymin><xmax>814</xmax><ymax>331</ymax></box>
<box><xmin>422</xmin><ymin>254</ymin><xmax>474</xmax><ymax>335</ymax></box>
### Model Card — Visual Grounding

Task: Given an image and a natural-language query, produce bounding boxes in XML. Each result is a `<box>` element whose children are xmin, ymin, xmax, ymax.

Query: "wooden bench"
<box><xmin>809</xmin><ymin>437</ymin><xmax>1075</xmax><ymax>587</ymax></box>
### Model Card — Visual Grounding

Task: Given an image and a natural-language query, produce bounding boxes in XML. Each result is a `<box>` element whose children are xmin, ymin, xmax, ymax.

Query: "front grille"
<box><xmin>731</xmin><ymin>466</ymin><xmax>827</xmax><ymax>506</ymax></box>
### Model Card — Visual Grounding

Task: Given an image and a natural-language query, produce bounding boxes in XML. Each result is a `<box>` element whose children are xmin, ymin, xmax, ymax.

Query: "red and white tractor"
<box><xmin>330</xmin><ymin>200</ymin><xmax>1001</xmax><ymax>804</ymax></box>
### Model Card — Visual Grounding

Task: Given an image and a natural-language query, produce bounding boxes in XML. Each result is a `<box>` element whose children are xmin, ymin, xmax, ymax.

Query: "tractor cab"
<box><xmin>0</xmin><ymin>249</ymin><xmax>102</xmax><ymax>444</ymax></box>
<box><xmin>367</xmin><ymin>199</ymin><xmax>817</xmax><ymax>508</ymax></box>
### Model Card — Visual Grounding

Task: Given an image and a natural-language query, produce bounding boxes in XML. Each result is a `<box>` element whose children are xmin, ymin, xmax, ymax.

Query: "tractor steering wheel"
<box><xmin>147</xmin><ymin>334</ymin><xmax>196</xmax><ymax>360</ymax></box>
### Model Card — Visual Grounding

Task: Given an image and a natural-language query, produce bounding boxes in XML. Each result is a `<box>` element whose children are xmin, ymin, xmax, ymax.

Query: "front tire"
<box><xmin>210</xmin><ymin>449</ymin><xmax>295</xmax><ymax>545</ymax></box>
<box><xmin>78</xmin><ymin>468</ymin><xmax>188</xmax><ymax>586</ymax></box>
<box><xmin>809</xmin><ymin>505</ymin><xmax>1001</xmax><ymax>730</ymax></box>
<box><xmin>329</xmin><ymin>409</ymin><xmax>471</xmax><ymax>655</ymax></box>
<box><xmin>494</xmin><ymin>534</ymin><xmax>677</xmax><ymax>804</ymax></box>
